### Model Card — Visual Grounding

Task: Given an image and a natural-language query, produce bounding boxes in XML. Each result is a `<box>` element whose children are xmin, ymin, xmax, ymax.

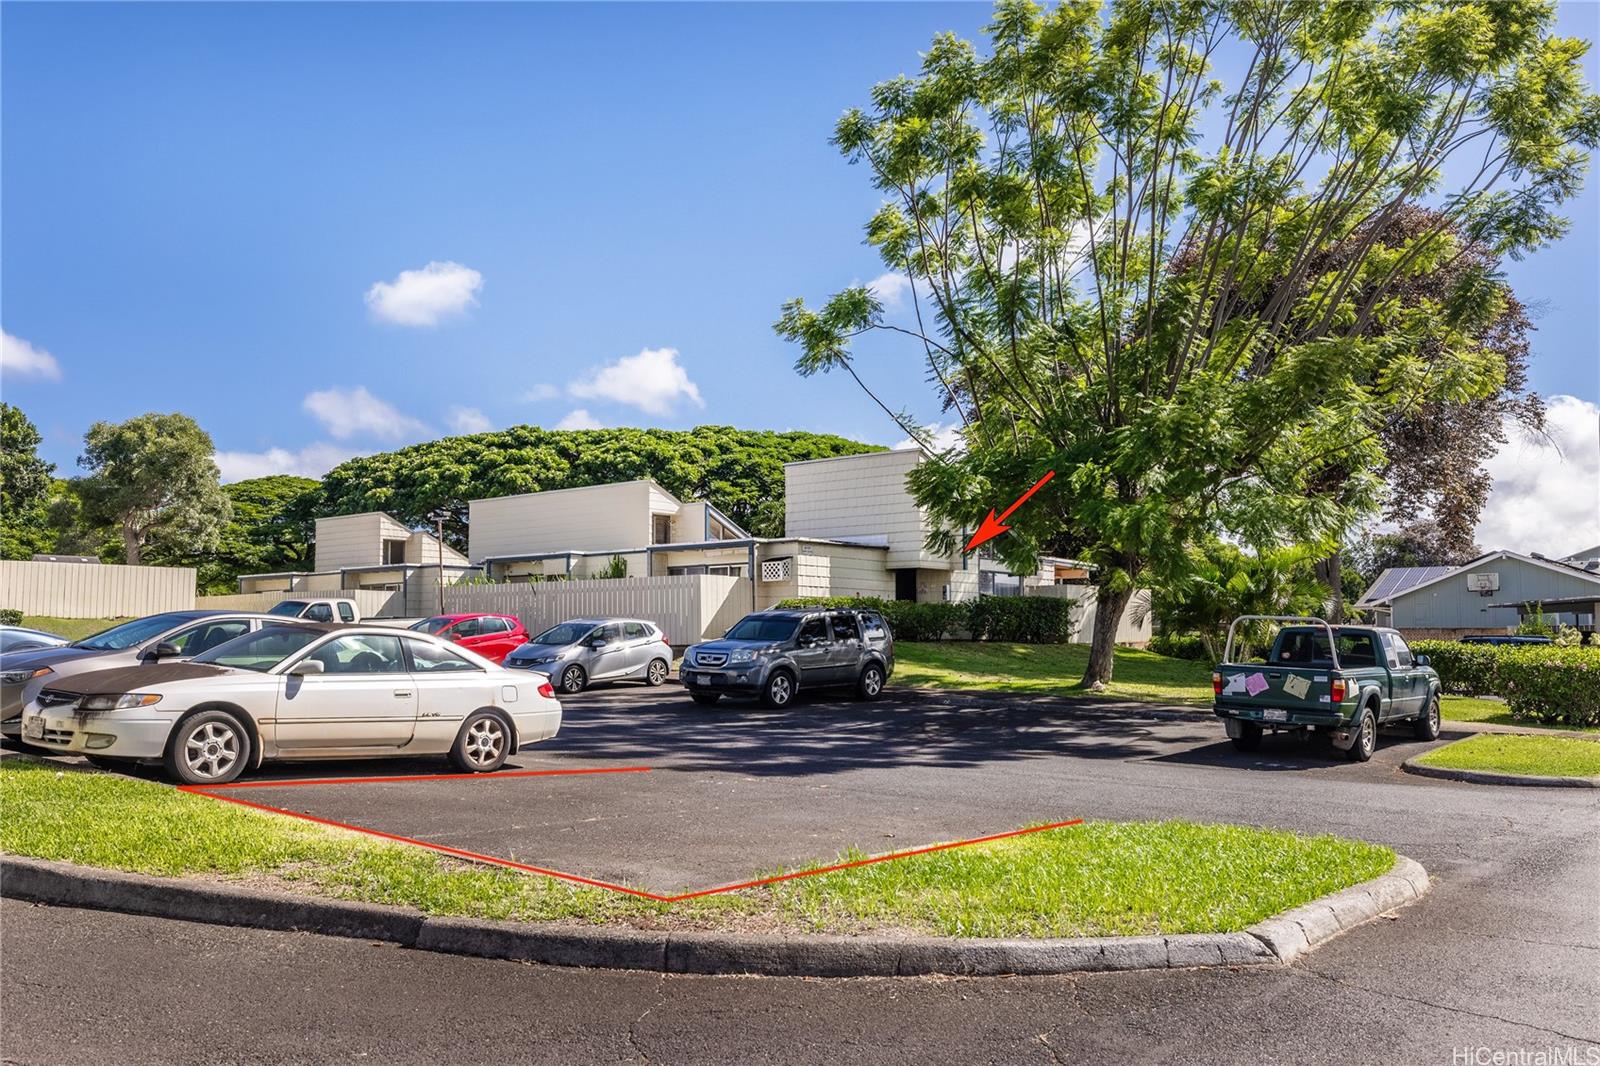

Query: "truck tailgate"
<box><xmin>1215</xmin><ymin>664</ymin><xmax>1337</xmax><ymax>720</ymax></box>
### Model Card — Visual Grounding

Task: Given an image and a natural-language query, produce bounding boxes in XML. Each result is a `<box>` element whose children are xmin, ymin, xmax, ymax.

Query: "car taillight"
<box><xmin>1330</xmin><ymin>678</ymin><xmax>1346</xmax><ymax>703</ymax></box>
<box><xmin>1212</xmin><ymin>671</ymin><xmax>1222</xmax><ymax>695</ymax></box>
<box><xmin>537</xmin><ymin>681</ymin><xmax>556</xmax><ymax>699</ymax></box>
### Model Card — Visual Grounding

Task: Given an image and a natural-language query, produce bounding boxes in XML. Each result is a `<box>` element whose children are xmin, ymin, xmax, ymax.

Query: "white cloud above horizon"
<box><xmin>1475</xmin><ymin>394</ymin><xmax>1600</xmax><ymax>558</ymax></box>
<box><xmin>893</xmin><ymin>420</ymin><xmax>965</xmax><ymax>454</ymax></box>
<box><xmin>522</xmin><ymin>384</ymin><xmax>560</xmax><ymax>402</ymax></box>
<box><xmin>447</xmin><ymin>406</ymin><xmax>493</xmax><ymax>434</ymax></box>
<box><xmin>1</xmin><ymin>331</ymin><xmax>62</xmax><ymax>381</ymax></box>
<box><xmin>569</xmin><ymin>347</ymin><xmax>703</xmax><ymax>417</ymax></box>
<box><xmin>364</xmin><ymin>261</ymin><xmax>483</xmax><ymax>326</ymax></box>
<box><xmin>867</xmin><ymin>272</ymin><xmax>914</xmax><ymax>311</ymax></box>
<box><xmin>555</xmin><ymin>408</ymin><xmax>605</xmax><ymax>431</ymax></box>
<box><xmin>213</xmin><ymin>442</ymin><xmax>362</xmax><ymax>483</ymax></box>
<box><xmin>303</xmin><ymin>386</ymin><xmax>429</xmax><ymax>441</ymax></box>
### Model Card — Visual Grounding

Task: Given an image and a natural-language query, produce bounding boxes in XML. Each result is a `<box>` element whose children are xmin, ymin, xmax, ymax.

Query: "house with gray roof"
<box><xmin>1356</xmin><ymin>549</ymin><xmax>1600</xmax><ymax>638</ymax></box>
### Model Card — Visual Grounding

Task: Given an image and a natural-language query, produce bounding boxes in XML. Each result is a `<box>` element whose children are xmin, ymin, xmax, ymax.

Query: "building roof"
<box><xmin>1561</xmin><ymin>544</ymin><xmax>1600</xmax><ymax>564</ymax></box>
<box><xmin>1378</xmin><ymin>549</ymin><xmax>1600</xmax><ymax>605</ymax></box>
<box><xmin>469</xmin><ymin>478</ymin><xmax>682</xmax><ymax>507</ymax></box>
<box><xmin>1354</xmin><ymin>566</ymin><xmax>1456</xmax><ymax>608</ymax></box>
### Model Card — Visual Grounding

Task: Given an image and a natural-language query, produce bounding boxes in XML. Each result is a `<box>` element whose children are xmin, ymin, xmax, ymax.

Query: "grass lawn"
<box><xmin>1415</xmin><ymin>734</ymin><xmax>1600</xmax><ymax>779</ymax></box>
<box><xmin>1438</xmin><ymin>694</ymin><xmax>1599</xmax><ymax>734</ymax></box>
<box><xmin>0</xmin><ymin>757</ymin><xmax>1393</xmax><ymax>937</ymax></box>
<box><xmin>17</xmin><ymin>616</ymin><xmax>127</xmax><ymax>642</ymax></box>
<box><xmin>895</xmin><ymin>641</ymin><xmax>1215</xmax><ymax>705</ymax></box>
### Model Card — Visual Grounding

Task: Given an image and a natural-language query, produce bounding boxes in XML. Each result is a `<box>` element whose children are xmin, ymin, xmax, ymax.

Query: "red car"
<box><xmin>408</xmin><ymin>613</ymin><xmax>528</xmax><ymax>664</ymax></box>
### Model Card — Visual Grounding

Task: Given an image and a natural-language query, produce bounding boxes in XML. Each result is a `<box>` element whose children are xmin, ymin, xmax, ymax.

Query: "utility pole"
<box><xmin>432</xmin><ymin>509</ymin><xmax>448</xmax><ymax>615</ymax></box>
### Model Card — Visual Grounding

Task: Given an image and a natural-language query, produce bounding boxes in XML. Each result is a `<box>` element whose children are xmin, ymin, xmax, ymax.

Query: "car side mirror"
<box><xmin>145</xmin><ymin>642</ymin><xmax>181</xmax><ymax>662</ymax></box>
<box><xmin>589</xmin><ymin>639</ymin><xmax>608</xmax><ymax>649</ymax></box>
<box><xmin>289</xmin><ymin>660</ymin><xmax>325</xmax><ymax>676</ymax></box>
<box><xmin>1416</xmin><ymin>654</ymin><xmax>1430</xmax><ymax>667</ymax></box>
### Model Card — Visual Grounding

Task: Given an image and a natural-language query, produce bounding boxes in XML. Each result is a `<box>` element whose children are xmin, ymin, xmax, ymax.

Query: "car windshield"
<box><xmin>410</xmin><ymin>617</ymin><xmax>455</xmax><ymax>634</ymax></box>
<box><xmin>530</xmin><ymin>623</ymin><xmax>594</xmax><ymax>646</ymax></box>
<box><xmin>266</xmin><ymin>600</ymin><xmax>308</xmax><ymax>617</ymax></box>
<box><xmin>74</xmin><ymin>613</ymin><xmax>197</xmax><ymax>651</ymax></box>
<box><xmin>724</xmin><ymin>617</ymin><xmax>799</xmax><ymax>642</ymax></box>
<box><xmin>193</xmin><ymin>627</ymin><xmax>324</xmax><ymax>672</ymax></box>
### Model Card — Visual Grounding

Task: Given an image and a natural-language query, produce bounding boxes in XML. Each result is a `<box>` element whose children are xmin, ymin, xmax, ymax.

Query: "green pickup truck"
<box><xmin>1212</xmin><ymin>616</ymin><xmax>1442</xmax><ymax>762</ymax></box>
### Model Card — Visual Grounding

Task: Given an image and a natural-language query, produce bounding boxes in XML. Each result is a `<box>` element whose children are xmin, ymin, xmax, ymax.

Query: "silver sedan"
<box><xmin>18</xmin><ymin>623</ymin><xmax>561</xmax><ymax>784</ymax></box>
<box><xmin>503</xmin><ymin>618</ymin><xmax>673</xmax><ymax>694</ymax></box>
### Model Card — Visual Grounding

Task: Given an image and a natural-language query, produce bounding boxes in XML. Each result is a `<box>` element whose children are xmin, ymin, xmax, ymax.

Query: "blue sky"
<box><xmin>3</xmin><ymin>2</ymin><xmax>1597</xmax><ymax>552</ymax></box>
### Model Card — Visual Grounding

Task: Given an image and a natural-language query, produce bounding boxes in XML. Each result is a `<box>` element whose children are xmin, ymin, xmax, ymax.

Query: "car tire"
<box><xmin>164</xmin><ymin>709</ymin><xmax>251</xmax><ymax>785</ymax></box>
<box><xmin>558</xmin><ymin>664</ymin><xmax>587</xmax><ymax>695</ymax></box>
<box><xmin>1346</xmin><ymin>706</ymin><xmax>1377</xmax><ymax>762</ymax></box>
<box><xmin>1413</xmin><ymin>692</ymin><xmax>1442</xmax><ymax>740</ymax></box>
<box><xmin>761</xmin><ymin>670</ymin><xmax>796</xmax><ymax>709</ymax></box>
<box><xmin>689</xmin><ymin>690</ymin><xmax>722</xmax><ymax>706</ymax></box>
<box><xmin>645</xmin><ymin>658</ymin><xmax>669</xmax><ymax>687</ymax></box>
<box><xmin>856</xmin><ymin>662</ymin><xmax>885</xmax><ymax>701</ymax></box>
<box><xmin>449</xmin><ymin>710</ymin><xmax>511</xmax><ymax>774</ymax></box>
<box><xmin>1230</xmin><ymin>722</ymin><xmax>1263</xmax><ymax>752</ymax></box>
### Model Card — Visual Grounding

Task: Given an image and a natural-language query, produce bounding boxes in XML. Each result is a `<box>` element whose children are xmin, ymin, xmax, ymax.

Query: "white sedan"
<box><xmin>19</xmin><ymin>623</ymin><xmax>561</xmax><ymax>784</ymax></box>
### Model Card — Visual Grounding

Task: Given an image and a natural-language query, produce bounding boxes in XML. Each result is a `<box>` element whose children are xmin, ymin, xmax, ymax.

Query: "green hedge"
<box><xmin>1412</xmin><ymin>639</ymin><xmax>1600</xmax><ymax>728</ymax></box>
<box><xmin>0</xmin><ymin>609</ymin><xmax>22</xmax><ymax>626</ymax></box>
<box><xmin>773</xmin><ymin>596</ymin><xmax>1080</xmax><ymax>644</ymax></box>
<box><xmin>1149</xmin><ymin>632</ymin><xmax>1210</xmax><ymax>661</ymax></box>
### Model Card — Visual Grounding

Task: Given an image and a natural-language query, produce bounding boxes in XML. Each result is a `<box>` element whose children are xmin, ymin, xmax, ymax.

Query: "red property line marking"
<box><xmin>179</xmin><ymin>768</ymin><xmax>1084</xmax><ymax>904</ymax></box>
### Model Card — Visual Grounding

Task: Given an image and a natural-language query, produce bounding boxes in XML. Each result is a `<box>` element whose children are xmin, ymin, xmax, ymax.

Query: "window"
<box><xmin>598</xmin><ymin>624</ymin><xmax>624</xmax><ymax>643</ymax></box>
<box><xmin>478</xmin><ymin>616</ymin><xmax>511</xmax><ymax>635</ymax></box>
<box><xmin>623</xmin><ymin>622</ymin><xmax>648</xmax><ymax>640</ymax></box>
<box><xmin>73</xmin><ymin>613</ymin><xmax>202</xmax><ymax>651</ymax></box>
<box><xmin>1276</xmin><ymin>631</ymin><xmax>1377</xmax><ymax>667</ymax></box>
<box><xmin>798</xmin><ymin>617</ymin><xmax>830</xmax><ymax>645</ymax></box>
<box><xmin>708</xmin><ymin>515</ymin><xmax>739</xmax><ymax>540</ymax></box>
<box><xmin>1389</xmin><ymin>633</ymin><xmax>1415</xmax><ymax>668</ymax></box>
<box><xmin>452</xmin><ymin>617</ymin><xmax>484</xmax><ymax>638</ymax></box>
<box><xmin>195</xmin><ymin>627</ymin><xmax>324</xmax><ymax>672</ymax></box>
<box><xmin>337</xmin><ymin>602</ymin><xmax>356</xmax><ymax>623</ymax></box>
<box><xmin>861</xmin><ymin>613</ymin><xmax>887</xmax><ymax>640</ymax></box>
<box><xmin>829</xmin><ymin>612</ymin><xmax>861</xmax><ymax>642</ymax></box>
<box><xmin>724</xmin><ymin>616</ymin><xmax>798</xmax><ymax>642</ymax></box>
<box><xmin>266</xmin><ymin>600</ymin><xmax>309</xmax><ymax>618</ymax></box>
<box><xmin>382</xmin><ymin>540</ymin><xmax>407</xmax><ymax>565</ymax></box>
<box><xmin>652</xmin><ymin>514</ymin><xmax>673</xmax><ymax>545</ymax></box>
<box><xmin>304</xmin><ymin>603</ymin><xmax>334</xmax><ymax>623</ymax></box>
<box><xmin>530</xmin><ymin>622</ymin><xmax>593</xmax><ymax>645</ymax></box>
<box><xmin>307</xmin><ymin>634</ymin><xmax>406</xmax><ymax>674</ymax></box>
<box><xmin>167</xmin><ymin>620</ymin><xmax>251</xmax><ymax>656</ymax></box>
<box><xmin>407</xmin><ymin>639</ymin><xmax>479</xmax><ymax>673</ymax></box>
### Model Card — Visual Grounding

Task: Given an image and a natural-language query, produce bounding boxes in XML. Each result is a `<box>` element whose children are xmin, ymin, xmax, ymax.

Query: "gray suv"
<box><xmin>682</xmin><ymin>608</ymin><xmax>894</xmax><ymax>708</ymax></box>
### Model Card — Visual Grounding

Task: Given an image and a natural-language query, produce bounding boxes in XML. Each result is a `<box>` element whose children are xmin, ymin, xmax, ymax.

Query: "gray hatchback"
<box><xmin>681</xmin><ymin>607</ymin><xmax>894</xmax><ymax>708</ymax></box>
<box><xmin>503</xmin><ymin>617</ymin><xmax>673</xmax><ymax>694</ymax></box>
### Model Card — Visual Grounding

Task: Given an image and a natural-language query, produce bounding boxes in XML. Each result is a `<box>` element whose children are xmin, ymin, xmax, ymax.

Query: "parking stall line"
<box><xmin>179</xmin><ymin>765</ymin><xmax>654</xmax><ymax>790</ymax></box>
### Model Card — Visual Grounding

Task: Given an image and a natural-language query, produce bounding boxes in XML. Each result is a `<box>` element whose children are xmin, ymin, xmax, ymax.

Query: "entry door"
<box><xmin>790</xmin><ymin>615</ymin><xmax>834</xmax><ymax>685</ymax></box>
<box><xmin>275</xmin><ymin>634</ymin><xmax>417</xmax><ymax>749</ymax></box>
<box><xmin>894</xmin><ymin>569</ymin><xmax>918</xmax><ymax>602</ymax></box>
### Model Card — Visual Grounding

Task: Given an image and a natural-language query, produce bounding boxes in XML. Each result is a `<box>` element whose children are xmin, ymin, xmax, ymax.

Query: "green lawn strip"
<box><xmin>894</xmin><ymin>641</ymin><xmax>1215</xmax><ymax>706</ymax></box>
<box><xmin>1415</xmin><ymin>734</ymin><xmax>1600</xmax><ymax>779</ymax></box>
<box><xmin>0</xmin><ymin>758</ymin><xmax>1392</xmax><ymax>937</ymax></box>
<box><xmin>1439</xmin><ymin>695</ymin><xmax>1599</xmax><ymax>734</ymax></box>
<box><xmin>17</xmin><ymin>616</ymin><xmax>128</xmax><ymax>642</ymax></box>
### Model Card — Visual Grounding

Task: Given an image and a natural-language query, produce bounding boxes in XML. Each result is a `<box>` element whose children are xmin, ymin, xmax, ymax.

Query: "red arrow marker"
<box><xmin>964</xmin><ymin>470</ymin><xmax>1056</xmax><ymax>553</ymax></box>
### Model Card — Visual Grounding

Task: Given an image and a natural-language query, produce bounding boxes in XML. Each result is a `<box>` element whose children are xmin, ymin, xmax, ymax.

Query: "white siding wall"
<box><xmin>0</xmin><ymin>561</ymin><xmax>196</xmax><ymax>618</ymax></box>
<box><xmin>404</xmin><ymin>530</ymin><xmax>469</xmax><ymax>568</ymax></box>
<box><xmin>785</xmin><ymin>451</ymin><xmax>947</xmax><ymax>569</ymax></box>
<box><xmin>469</xmin><ymin>481</ymin><xmax>657</xmax><ymax>562</ymax></box>
<box><xmin>315</xmin><ymin>513</ymin><xmax>391</xmax><ymax>571</ymax></box>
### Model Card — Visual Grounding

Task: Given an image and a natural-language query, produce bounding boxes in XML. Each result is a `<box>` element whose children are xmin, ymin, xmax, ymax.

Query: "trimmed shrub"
<box><xmin>774</xmin><ymin>596</ymin><xmax>969</xmax><ymax>641</ymax></box>
<box><xmin>1150</xmin><ymin>632</ymin><xmax>1210</xmax><ymax>661</ymax></box>
<box><xmin>966</xmin><ymin>596</ymin><xmax>1078</xmax><ymax>643</ymax></box>
<box><xmin>0</xmin><ymin>609</ymin><xmax>23</xmax><ymax>626</ymax></box>
<box><xmin>1496</xmin><ymin>646</ymin><xmax>1600</xmax><ymax>728</ymax></box>
<box><xmin>1410</xmin><ymin>640</ymin><xmax>1500</xmax><ymax>696</ymax></box>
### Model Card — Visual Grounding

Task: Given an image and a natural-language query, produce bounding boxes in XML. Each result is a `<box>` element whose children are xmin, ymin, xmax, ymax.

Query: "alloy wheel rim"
<box><xmin>865</xmin><ymin>670</ymin><xmax>882</xmax><ymax>695</ymax></box>
<box><xmin>563</xmin><ymin>667</ymin><xmax>583</xmax><ymax>693</ymax></box>
<box><xmin>649</xmin><ymin>661</ymin><xmax>666</xmax><ymax>683</ymax></box>
<box><xmin>1430</xmin><ymin>701</ymin><xmax>1440</xmax><ymax>730</ymax></box>
<box><xmin>184</xmin><ymin>721</ymin><xmax>240</xmax><ymax>780</ymax></box>
<box><xmin>1361</xmin><ymin>717</ymin><xmax>1375</xmax><ymax>754</ymax></box>
<box><xmin>464</xmin><ymin>718</ymin><xmax>505</xmax><ymax>767</ymax></box>
<box><xmin>771</xmin><ymin>676</ymin><xmax>792</xmax><ymax>704</ymax></box>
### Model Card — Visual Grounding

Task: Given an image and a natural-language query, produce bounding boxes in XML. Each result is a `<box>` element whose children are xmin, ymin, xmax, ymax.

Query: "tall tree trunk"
<box><xmin>1082</xmin><ymin>583</ymin><xmax>1134</xmax><ymax>687</ymax></box>
<box><xmin>1315</xmin><ymin>550</ymin><xmax>1343</xmax><ymax>622</ymax></box>
<box><xmin>122</xmin><ymin>523</ymin><xmax>141</xmax><ymax>566</ymax></box>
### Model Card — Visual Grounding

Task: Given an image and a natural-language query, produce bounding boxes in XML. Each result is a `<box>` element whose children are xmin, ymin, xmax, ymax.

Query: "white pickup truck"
<box><xmin>265</xmin><ymin>598</ymin><xmax>361</xmax><ymax>624</ymax></box>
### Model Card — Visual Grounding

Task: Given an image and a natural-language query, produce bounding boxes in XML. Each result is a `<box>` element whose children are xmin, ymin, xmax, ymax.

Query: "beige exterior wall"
<box><xmin>468</xmin><ymin>481</ymin><xmax>676</xmax><ymax>562</ymax></box>
<box><xmin>784</xmin><ymin>450</ymin><xmax>949</xmax><ymax>569</ymax></box>
<box><xmin>0</xmin><ymin>560</ymin><xmax>196</xmax><ymax>618</ymax></box>
<box><xmin>314</xmin><ymin>512</ymin><xmax>414</xmax><ymax>571</ymax></box>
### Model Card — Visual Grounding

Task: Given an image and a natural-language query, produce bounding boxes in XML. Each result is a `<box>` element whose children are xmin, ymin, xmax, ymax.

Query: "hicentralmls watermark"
<box><xmin>1451</xmin><ymin>1047</ymin><xmax>1600</xmax><ymax>1066</ymax></box>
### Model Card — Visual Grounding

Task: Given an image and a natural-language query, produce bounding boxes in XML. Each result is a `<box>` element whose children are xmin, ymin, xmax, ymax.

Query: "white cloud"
<box><xmin>447</xmin><ymin>406</ymin><xmax>493</xmax><ymax>434</ymax></box>
<box><xmin>521</xmin><ymin>384</ymin><xmax>560</xmax><ymax>402</ymax></box>
<box><xmin>1</xmin><ymin>331</ymin><xmax>62</xmax><ymax>380</ymax></box>
<box><xmin>364</xmin><ymin>261</ymin><xmax>483</xmax><ymax>326</ymax></box>
<box><xmin>555</xmin><ymin>408</ymin><xmax>605</xmax><ymax>431</ymax></box>
<box><xmin>867</xmin><ymin>272</ymin><xmax>913</xmax><ymax>310</ymax></box>
<box><xmin>213</xmin><ymin>443</ymin><xmax>361</xmax><ymax>482</ymax></box>
<box><xmin>894</xmin><ymin>421</ymin><xmax>965</xmax><ymax>454</ymax></box>
<box><xmin>569</xmin><ymin>346</ymin><xmax>703</xmax><ymax>417</ymax></box>
<box><xmin>1475</xmin><ymin>394</ymin><xmax>1600</xmax><ymax>558</ymax></box>
<box><xmin>302</xmin><ymin>386</ymin><xmax>428</xmax><ymax>441</ymax></box>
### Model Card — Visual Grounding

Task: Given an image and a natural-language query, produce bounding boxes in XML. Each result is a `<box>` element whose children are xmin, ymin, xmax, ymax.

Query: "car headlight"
<box><xmin>79</xmin><ymin>693</ymin><xmax>163</xmax><ymax>711</ymax></box>
<box><xmin>1</xmin><ymin>667</ymin><xmax>52</xmax><ymax>686</ymax></box>
<box><xmin>728</xmin><ymin>650</ymin><xmax>757</xmax><ymax>664</ymax></box>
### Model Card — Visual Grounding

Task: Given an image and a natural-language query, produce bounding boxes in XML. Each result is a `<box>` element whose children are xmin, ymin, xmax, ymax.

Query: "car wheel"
<box><xmin>1230</xmin><ymin>721</ymin><xmax>1263</xmax><ymax>753</ymax></box>
<box><xmin>559</xmin><ymin>664</ymin><xmax>587</xmax><ymax>695</ymax></box>
<box><xmin>449</xmin><ymin>710</ymin><xmax>511</xmax><ymax>773</ymax></box>
<box><xmin>761</xmin><ymin>670</ymin><xmax>796</xmax><ymax>709</ymax></box>
<box><xmin>1346</xmin><ymin>707</ymin><xmax>1377</xmax><ymax>762</ymax></box>
<box><xmin>856</xmin><ymin>663</ymin><xmax>885</xmax><ymax>701</ymax></box>
<box><xmin>1413</xmin><ymin>692</ymin><xmax>1442</xmax><ymax>740</ymax></box>
<box><xmin>689</xmin><ymin>691</ymin><xmax>722</xmax><ymax>706</ymax></box>
<box><xmin>645</xmin><ymin>658</ymin><xmax>669</xmax><ymax>687</ymax></box>
<box><xmin>164</xmin><ymin>710</ymin><xmax>251</xmax><ymax>785</ymax></box>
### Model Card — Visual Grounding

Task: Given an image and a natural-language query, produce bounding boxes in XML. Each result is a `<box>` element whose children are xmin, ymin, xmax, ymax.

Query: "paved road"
<box><xmin>3</xmin><ymin>685</ymin><xmax>1597</xmax><ymax>1064</ymax></box>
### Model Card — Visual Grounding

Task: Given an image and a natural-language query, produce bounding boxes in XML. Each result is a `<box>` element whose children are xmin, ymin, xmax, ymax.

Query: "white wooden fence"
<box><xmin>194</xmin><ymin>588</ymin><xmax>404</xmax><ymax>618</ymax></box>
<box><xmin>1</xmin><ymin>560</ymin><xmax>196</xmax><ymax>619</ymax></box>
<box><xmin>443</xmin><ymin>575</ymin><xmax>753</xmax><ymax>647</ymax></box>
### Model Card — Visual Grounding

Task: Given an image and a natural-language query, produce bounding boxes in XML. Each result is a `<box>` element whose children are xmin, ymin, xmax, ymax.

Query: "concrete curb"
<box><xmin>0</xmin><ymin>852</ymin><xmax>1429</xmax><ymax>976</ymax></box>
<box><xmin>1401</xmin><ymin>758</ymin><xmax>1600</xmax><ymax>789</ymax></box>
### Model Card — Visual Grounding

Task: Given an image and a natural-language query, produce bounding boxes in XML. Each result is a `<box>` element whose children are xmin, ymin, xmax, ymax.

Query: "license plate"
<box><xmin>22</xmin><ymin>717</ymin><xmax>44</xmax><ymax>740</ymax></box>
<box><xmin>1263</xmin><ymin>709</ymin><xmax>1289</xmax><ymax>723</ymax></box>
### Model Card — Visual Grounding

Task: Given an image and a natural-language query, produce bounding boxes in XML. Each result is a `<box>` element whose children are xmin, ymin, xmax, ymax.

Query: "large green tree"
<box><xmin>147</xmin><ymin>475</ymin><xmax>320</xmax><ymax>593</ymax></box>
<box><xmin>0</xmin><ymin>403</ymin><xmax>55</xmax><ymax>560</ymax></box>
<box><xmin>74</xmin><ymin>413</ymin><xmax>231</xmax><ymax>565</ymax></box>
<box><xmin>778</xmin><ymin>0</ymin><xmax>1598</xmax><ymax>683</ymax></box>
<box><xmin>319</xmin><ymin>425</ymin><xmax>877</xmax><ymax>549</ymax></box>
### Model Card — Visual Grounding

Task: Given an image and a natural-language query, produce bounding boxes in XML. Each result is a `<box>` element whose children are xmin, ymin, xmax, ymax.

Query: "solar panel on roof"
<box><xmin>1356</xmin><ymin>565</ymin><xmax>1455</xmax><ymax>606</ymax></box>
